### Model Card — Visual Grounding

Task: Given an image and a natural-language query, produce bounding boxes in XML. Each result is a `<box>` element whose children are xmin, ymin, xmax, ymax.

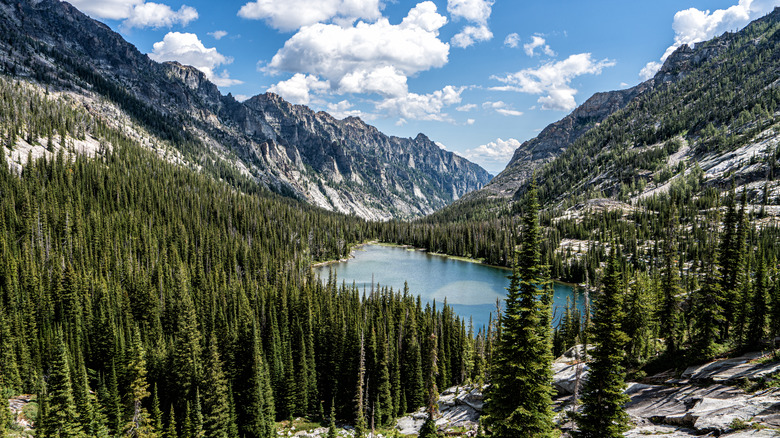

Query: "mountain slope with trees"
<box><xmin>0</xmin><ymin>0</ymin><xmax>490</xmax><ymax>221</ymax></box>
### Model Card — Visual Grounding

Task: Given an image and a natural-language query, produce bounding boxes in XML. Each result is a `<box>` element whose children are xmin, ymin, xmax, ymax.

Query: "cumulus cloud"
<box><xmin>68</xmin><ymin>0</ymin><xmax>142</xmax><ymax>20</ymax></box>
<box><xmin>463</xmin><ymin>137</ymin><xmax>520</xmax><ymax>171</ymax></box>
<box><xmin>456</xmin><ymin>103</ymin><xmax>477</xmax><ymax>112</ymax></box>
<box><xmin>375</xmin><ymin>85</ymin><xmax>463</xmax><ymax>122</ymax></box>
<box><xmin>237</xmin><ymin>0</ymin><xmax>383</xmax><ymax>31</ymax></box>
<box><xmin>448</xmin><ymin>0</ymin><xmax>493</xmax><ymax>23</ymax></box>
<box><xmin>639</xmin><ymin>61</ymin><xmax>662</xmax><ymax>80</ymax></box>
<box><xmin>69</xmin><ymin>0</ymin><xmax>197</xmax><ymax>28</ymax></box>
<box><xmin>451</xmin><ymin>25</ymin><xmax>493</xmax><ymax>48</ymax></box>
<box><xmin>149</xmin><ymin>32</ymin><xmax>242</xmax><ymax>87</ymax></box>
<box><xmin>466</xmin><ymin>118</ymin><xmax>475</xmax><ymax>125</ymax></box>
<box><xmin>504</xmin><ymin>33</ymin><xmax>520</xmax><ymax>48</ymax></box>
<box><xmin>482</xmin><ymin>101</ymin><xmax>522</xmax><ymax>116</ymax></box>
<box><xmin>640</xmin><ymin>0</ymin><xmax>778</xmax><ymax>79</ymax></box>
<box><xmin>267</xmin><ymin>1</ymin><xmax>448</xmax><ymax>98</ymax></box>
<box><xmin>123</xmin><ymin>3</ymin><xmax>197</xmax><ymax>29</ymax></box>
<box><xmin>491</xmin><ymin>53</ymin><xmax>614</xmax><ymax>111</ymax></box>
<box><xmin>208</xmin><ymin>30</ymin><xmax>228</xmax><ymax>40</ymax></box>
<box><xmin>523</xmin><ymin>35</ymin><xmax>555</xmax><ymax>57</ymax></box>
<box><xmin>267</xmin><ymin>74</ymin><xmax>329</xmax><ymax>105</ymax></box>
<box><xmin>448</xmin><ymin>0</ymin><xmax>494</xmax><ymax>48</ymax></box>
<box><xmin>325</xmin><ymin>100</ymin><xmax>376</xmax><ymax>120</ymax></box>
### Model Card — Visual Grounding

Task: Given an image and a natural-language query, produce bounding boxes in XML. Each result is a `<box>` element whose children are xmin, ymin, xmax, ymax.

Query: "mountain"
<box><xmin>0</xmin><ymin>0</ymin><xmax>490</xmax><ymax>221</ymax></box>
<box><xmin>453</xmin><ymin>7</ymin><xmax>779</xmax><ymax>211</ymax></box>
<box><xmin>471</xmin><ymin>12</ymin><xmax>761</xmax><ymax>202</ymax></box>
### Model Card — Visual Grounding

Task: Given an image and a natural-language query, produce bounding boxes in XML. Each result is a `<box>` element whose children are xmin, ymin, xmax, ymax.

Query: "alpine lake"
<box><xmin>313</xmin><ymin>243</ymin><xmax>583</xmax><ymax>330</ymax></box>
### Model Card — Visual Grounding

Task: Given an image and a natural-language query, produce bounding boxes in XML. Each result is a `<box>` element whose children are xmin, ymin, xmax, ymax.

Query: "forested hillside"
<box><xmin>0</xmin><ymin>0</ymin><xmax>490</xmax><ymax>221</ymax></box>
<box><xmin>0</xmin><ymin>77</ymin><xmax>480</xmax><ymax>437</ymax></box>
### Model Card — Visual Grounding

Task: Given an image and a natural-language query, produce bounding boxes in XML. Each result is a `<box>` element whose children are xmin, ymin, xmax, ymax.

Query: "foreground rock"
<box><xmin>396</xmin><ymin>385</ymin><xmax>484</xmax><ymax>435</ymax></box>
<box><xmin>393</xmin><ymin>350</ymin><xmax>780</xmax><ymax>436</ymax></box>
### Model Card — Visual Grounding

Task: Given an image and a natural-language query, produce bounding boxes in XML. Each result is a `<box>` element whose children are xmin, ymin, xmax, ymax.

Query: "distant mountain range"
<box><xmin>0</xmin><ymin>0</ymin><xmax>490</xmax><ymax>221</ymax></box>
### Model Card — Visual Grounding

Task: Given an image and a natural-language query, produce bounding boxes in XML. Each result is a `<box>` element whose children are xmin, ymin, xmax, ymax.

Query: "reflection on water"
<box><xmin>313</xmin><ymin>244</ymin><xmax>582</xmax><ymax>330</ymax></box>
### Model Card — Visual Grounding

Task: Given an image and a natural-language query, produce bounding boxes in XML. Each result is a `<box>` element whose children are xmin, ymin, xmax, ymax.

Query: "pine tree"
<box><xmin>692</xmin><ymin>254</ymin><xmax>725</xmax><ymax>361</ymax></box>
<box><xmin>482</xmin><ymin>181</ymin><xmax>556</xmax><ymax>437</ymax></box>
<box><xmin>746</xmin><ymin>252</ymin><xmax>769</xmax><ymax>348</ymax></box>
<box><xmin>0</xmin><ymin>386</ymin><xmax>11</xmax><ymax>438</ymax></box>
<box><xmin>203</xmin><ymin>334</ymin><xmax>231</xmax><ymax>438</ymax></box>
<box><xmin>124</xmin><ymin>328</ymin><xmax>156</xmax><ymax>438</ymax></box>
<box><xmin>574</xmin><ymin>250</ymin><xmax>630</xmax><ymax>438</ymax></box>
<box><xmin>418</xmin><ymin>333</ymin><xmax>440</xmax><ymax>438</ymax></box>
<box><xmin>354</xmin><ymin>330</ymin><xmax>367</xmax><ymax>438</ymax></box>
<box><xmin>42</xmin><ymin>330</ymin><xmax>82</xmax><ymax>438</ymax></box>
<box><xmin>151</xmin><ymin>385</ymin><xmax>164</xmax><ymax>436</ymax></box>
<box><xmin>326</xmin><ymin>399</ymin><xmax>337</xmax><ymax>438</ymax></box>
<box><xmin>658</xmin><ymin>208</ymin><xmax>682</xmax><ymax>355</ymax></box>
<box><xmin>164</xmin><ymin>406</ymin><xmax>177</xmax><ymax>438</ymax></box>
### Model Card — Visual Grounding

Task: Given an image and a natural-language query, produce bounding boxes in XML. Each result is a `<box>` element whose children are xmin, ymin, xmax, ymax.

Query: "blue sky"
<box><xmin>68</xmin><ymin>0</ymin><xmax>779</xmax><ymax>174</ymax></box>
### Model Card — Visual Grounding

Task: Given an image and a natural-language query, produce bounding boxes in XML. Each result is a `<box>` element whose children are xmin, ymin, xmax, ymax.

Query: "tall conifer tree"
<box><xmin>574</xmin><ymin>250</ymin><xmax>630</xmax><ymax>438</ymax></box>
<box><xmin>483</xmin><ymin>180</ymin><xmax>556</xmax><ymax>437</ymax></box>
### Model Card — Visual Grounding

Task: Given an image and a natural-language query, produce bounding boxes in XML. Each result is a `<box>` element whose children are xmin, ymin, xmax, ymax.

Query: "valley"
<box><xmin>0</xmin><ymin>1</ymin><xmax>779</xmax><ymax>438</ymax></box>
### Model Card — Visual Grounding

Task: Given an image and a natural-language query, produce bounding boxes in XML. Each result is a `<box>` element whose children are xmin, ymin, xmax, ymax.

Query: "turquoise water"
<box><xmin>313</xmin><ymin>244</ymin><xmax>581</xmax><ymax>331</ymax></box>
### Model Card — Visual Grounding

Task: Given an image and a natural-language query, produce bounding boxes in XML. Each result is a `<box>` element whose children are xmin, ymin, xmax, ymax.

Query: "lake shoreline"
<box><xmin>312</xmin><ymin>241</ymin><xmax>582</xmax><ymax>289</ymax></box>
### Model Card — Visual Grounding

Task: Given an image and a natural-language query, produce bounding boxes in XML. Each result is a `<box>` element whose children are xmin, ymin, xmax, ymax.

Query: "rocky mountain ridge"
<box><xmin>472</xmin><ymin>15</ymin><xmax>751</xmax><ymax>201</ymax></box>
<box><xmin>0</xmin><ymin>0</ymin><xmax>490</xmax><ymax>220</ymax></box>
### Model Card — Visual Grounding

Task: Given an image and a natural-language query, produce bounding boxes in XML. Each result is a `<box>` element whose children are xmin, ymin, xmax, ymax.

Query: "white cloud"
<box><xmin>435</xmin><ymin>141</ymin><xmax>447</xmax><ymax>149</ymax></box>
<box><xmin>237</xmin><ymin>0</ymin><xmax>383</xmax><ymax>31</ymax></box>
<box><xmin>68</xmin><ymin>0</ymin><xmax>142</xmax><ymax>20</ymax></box>
<box><xmin>451</xmin><ymin>25</ymin><xmax>492</xmax><ymax>48</ymax></box>
<box><xmin>456</xmin><ymin>103</ymin><xmax>477</xmax><ymax>112</ymax></box>
<box><xmin>640</xmin><ymin>0</ymin><xmax>778</xmax><ymax>79</ymax></box>
<box><xmin>466</xmin><ymin>118</ymin><xmax>475</xmax><ymax>125</ymax></box>
<box><xmin>69</xmin><ymin>0</ymin><xmax>198</xmax><ymax>28</ymax></box>
<box><xmin>491</xmin><ymin>53</ymin><xmax>615</xmax><ymax>111</ymax></box>
<box><xmin>233</xmin><ymin>94</ymin><xmax>251</xmax><ymax>102</ymax></box>
<box><xmin>209</xmin><ymin>30</ymin><xmax>228</xmax><ymax>40</ymax></box>
<box><xmin>504</xmin><ymin>33</ymin><xmax>520</xmax><ymax>48</ymax></box>
<box><xmin>639</xmin><ymin>61</ymin><xmax>662</xmax><ymax>80</ymax></box>
<box><xmin>149</xmin><ymin>32</ymin><xmax>242</xmax><ymax>87</ymax></box>
<box><xmin>338</xmin><ymin>66</ymin><xmax>408</xmax><ymax>98</ymax></box>
<box><xmin>463</xmin><ymin>137</ymin><xmax>520</xmax><ymax>171</ymax></box>
<box><xmin>482</xmin><ymin>101</ymin><xmax>522</xmax><ymax>116</ymax></box>
<box><xmin>267</xmin><ymin>74</ymin><xmax>330</xmax><ymax>105</ymax></box>
<box><xmin>523</xmin><ymin>35</ymin><xmax>555</xmax><ymax>57</ymax></box>
<box><xmin>267</xmin><ymin>1</ymin><xmax>449</xmax><ymax>98</ymax></box>
<box><xmin>123</xmin><ymin>3</ymin><xmax>197</xmax><ymax>28</ymax></box>
<box><xmin>448</xmin><ymin>0</ymin><xmax>494</xmax><ymax>48</ymax></box>
<box><xmin>447</xmin><ymin>0</ymin><xmax>493</xmax><ymax>24</ymax></box>
<box><xmin>325</xmin><ymin>100</ymin><xmax>377</xmax><ymax>120</ymax></box>
<box><xmin>375</xmin><ymin>85</ymin><xmax>463</xmax><ymax>122</ymax></box>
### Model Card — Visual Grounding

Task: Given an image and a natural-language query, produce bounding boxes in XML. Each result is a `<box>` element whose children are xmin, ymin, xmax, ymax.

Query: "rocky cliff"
<box><xmin>0</xmin><ymin>0</ymin><xmax>490</xmax><ymax>220</ymax></box>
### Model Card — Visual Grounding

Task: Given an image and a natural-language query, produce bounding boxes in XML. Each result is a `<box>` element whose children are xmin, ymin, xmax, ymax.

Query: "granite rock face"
<box><xmin>0</xmin><ymin>0</ymin><xmax>490</xmax><ymax>220</ymax></box>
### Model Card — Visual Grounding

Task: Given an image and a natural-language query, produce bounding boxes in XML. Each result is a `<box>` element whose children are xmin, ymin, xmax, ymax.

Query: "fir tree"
<box><xmin>746</xmin><ymin>252</ymin><xmax>769</xmax><ymax>347</ymax></box>
<box><xmin>658</xmin><ymin>207</ymin><xmax>682</xmax><ymax>355</ymax></box>
<box><xmin>42</xmin><ymin>330</ymin><xmax>82</xmax><ymax>438</ymax></box>
<box><xmin>574</xmin><ymin>250</ymin><xmax>630</xmax><ymax>438</ymax></box>
<box><xmin>482</xmin><ymin>181</ymin><xmax>556</xmax><ymax>437</ymax></box>
<box><xmin>326</xmin><ymin>399</ymin><xmax>337</xmax><ymax>438</ymax></box>
<box><xmin>0</xmin><ymin>387</ymin><xmax>11</xmax><ymax>438</ymax></box>
<box><xmin>354</xmin><ymin>330</ymin><xmax>367</xmax><ymax>438</ymax></box>
<box><xmin>692</xmin><ymin>250</ymin><xmax>725</xmax><ymax>361</ymax></box>
<box><xmin>203</xmin><ymin>334</ymin><xmax>232</xmax><ymax>438</ymax></box>
<box><xmin>164</xmin><ymin>406</ymin><xmax>177</xmax><ymax>438</ymax></box>
<box><xmin>124</xmin><ymin>328</ymin><xmax>156</xmax><ymax>438</ymax></box>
